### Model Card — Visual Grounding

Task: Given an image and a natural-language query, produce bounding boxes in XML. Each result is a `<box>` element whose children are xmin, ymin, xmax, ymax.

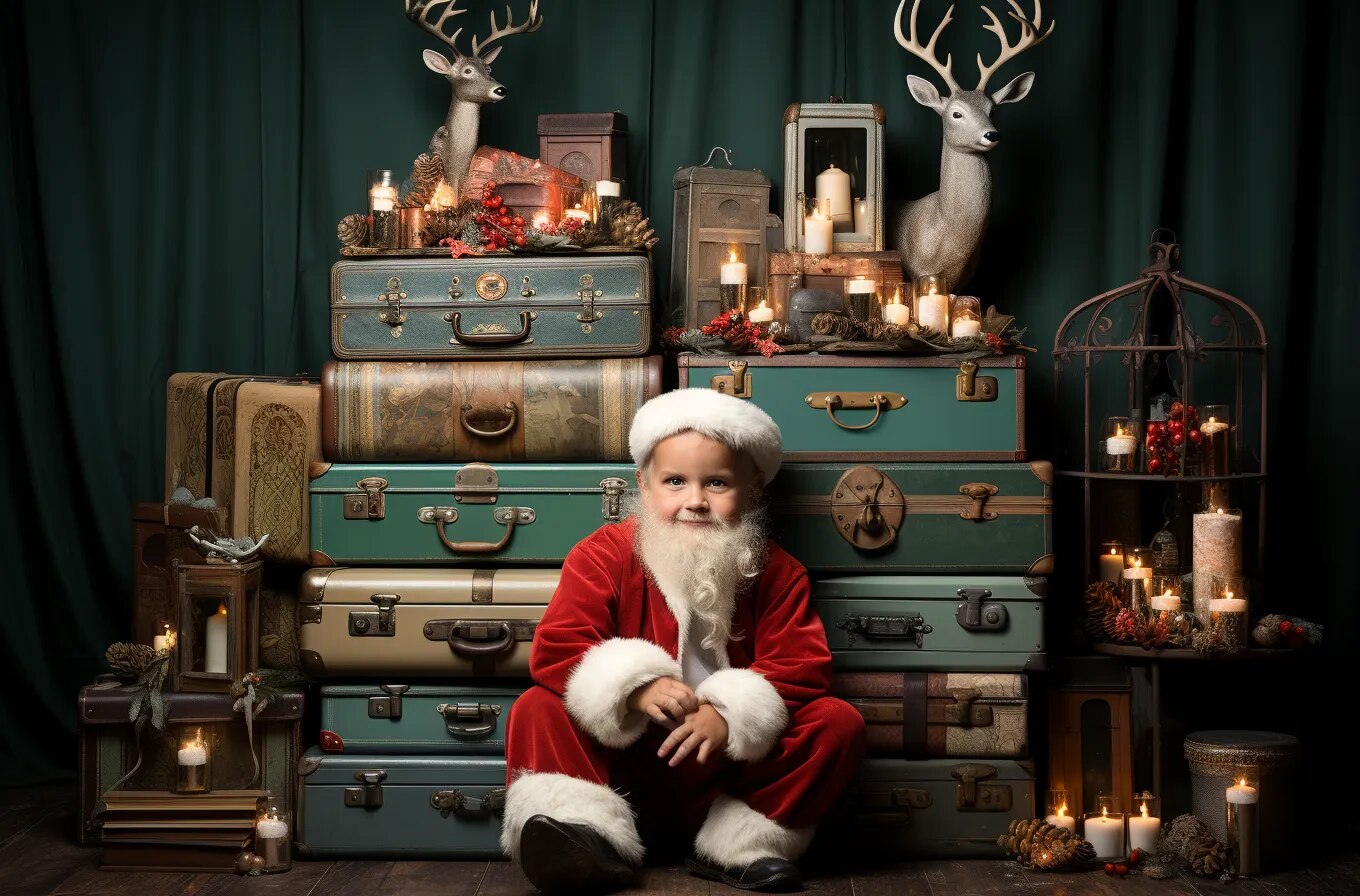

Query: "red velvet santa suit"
<box><xmin>500</xmin><ymin>516</ymin><xmax>865</xmax><ymax>869</ymax></box>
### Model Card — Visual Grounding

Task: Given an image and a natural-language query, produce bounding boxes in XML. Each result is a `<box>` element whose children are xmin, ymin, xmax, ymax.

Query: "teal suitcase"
<box><xmin>813</xmin><ymin>576</ymin><xmax>1045</xmax><ymax>672</ymax></box>
<box><xmin>308</xmin><ymin>462</ymin><xmax>631</xmax><ymax>565</ymax></box>
<box><xmin>331</xmin><ymin>254</ymin><xmax>651</xmax><ymax>359</ymax></box>
<box><xmin>295</xmin><ymin>749</ymin><xmax>506</xmax><ymax>858</ymax></box>
<box><xmin>769</xmin><ymin>462</ymin><xmax>1052</xmax><ymax>574</ymax></box>
<box><xmin>677</xmin><ymin>353</ymin><xmax>1025</xmax><ymax>460</ymax></box>
<box><xmin>320</xmin><ymin>684</ymin><xmax>526</xmax><ymax>755</ymax></box>
<box><xmin>819</xmin><ymin>758</ymin><xmax>1036</xmax><ymax>858</ymax></box>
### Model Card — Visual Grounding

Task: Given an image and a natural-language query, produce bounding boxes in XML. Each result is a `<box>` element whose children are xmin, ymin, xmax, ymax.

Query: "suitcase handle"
<box><xmin>460</xmin><ymin>401</ymin><xmax>519</xmax><ymax>439</ymax></box>
<box><xmin>434</xmin><ymin>509</ymin><xmax>518</xmax><ymax>553</ymax></box>
<box><xmin>446</xmin><ymin>621</ymin><xmax>516</xmax><ymax>657</ymax></box>
<box><xmin>446</xmin><ymin>310</ymin><xmax>535</xmax><ymax>345</ymax></box>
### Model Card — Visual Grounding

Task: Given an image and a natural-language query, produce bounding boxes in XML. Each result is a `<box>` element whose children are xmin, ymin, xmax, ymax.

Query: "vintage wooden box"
<box><xmin>670</xmin><ymin>151</ymin><xmax>773</xmax><ymax>328</ymax></box>
<box><xmin>783</xmin><ymin>102</ymin><xmax>885</xmax><ymax>253</ymax></box>
<box><xmin>131</xmin><ymin>501</ymin><xmax>229</xmax><ymax>648</ymax></box>
<box><xmin>833</xmin><ymin>673</ymin><xmax>1029</xmax><ymax>759</ymax></box>
<box><xmin>78</xmin><ymin>680</ymin><xmax>304</xmax><ymax>845</ymax></box>
<box><xmin>296</xmin><ymin>749</ymin><xmax>506</xmax><ymax>858</ymax></box>
<box><xmin>297</xmin><ymin>567</ymin><xmax>557</xmax><ymax>678</ymax></box>
<box><xmin>813</xmin><ymin>575</ymin><xmax>1046</xmax><ymax>672</ymax></box>
<box><xmin>320</xmin><ymin>684</ymin><xmax>526</xmax><ymax>755</ymax></box>
<box><xmin>459</xmin><ymin>147</ymin><xmax>585</xmax><ymax>224</ymax></box>
<box><xmin>677</xmin><ymin>353</ymin><xmax>1026</xmax><ymax>461</ymax></box>
<box><xmin>538</xmin><ymin>112</ymin><xmax>628</xmax><ymax>185</ymax></box>
<box><xmin>766</xmin><ymin>250</ymin><xmax>904</xmax><ymax>337</ymax></box>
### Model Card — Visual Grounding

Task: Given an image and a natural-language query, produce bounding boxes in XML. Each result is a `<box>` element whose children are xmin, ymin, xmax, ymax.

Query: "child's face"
<box><xmin>637</xmin><ymin>431</ymin><xmax>758</xmax><ymax>527</ymax></box>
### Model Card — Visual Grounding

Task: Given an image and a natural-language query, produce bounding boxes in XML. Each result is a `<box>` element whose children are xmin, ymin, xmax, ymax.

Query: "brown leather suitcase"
<box><xmin>321</xmin><ymin>356</ymin><xmax>662</xmax><ymax>463</ymax></box>
<box><xmin>832</xmin><ymin>672</ymin><xmax>1029</xmax><ymax>758</ymax></box>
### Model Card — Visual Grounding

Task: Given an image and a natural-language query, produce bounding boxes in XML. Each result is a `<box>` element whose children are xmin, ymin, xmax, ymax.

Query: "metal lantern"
<box><xmin>173</xmin><ymin>559</ymin><xmax>261</xmax><ymax>693</ymax></box>
<box><xmin>783</xmin><ymin>102</ymin><xmax>885</xmax><ymax>253</ymax></box>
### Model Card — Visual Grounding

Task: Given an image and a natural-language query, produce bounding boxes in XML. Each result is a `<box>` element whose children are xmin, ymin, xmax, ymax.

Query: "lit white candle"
<box><xmin>748</xmin><ymin>301</ymin><xmax>774</xmax><ymax>324</ymax></box>
<box><xmin>595</xmin><ymin>180</ymin><xmax>620</xmax><ymax>198</ymax></box>
<box><xmin>883</xmin><ymin>300</ymin><xmax>910</xmax><ymax>326</ymax></box>
<box><xmin>1150</xmin><ymin>591</ymin><xmax>1181</xmax><ymax>613</ymax></box>
<box><xmin>720</xmin><ymin>249</ymin><xmax>748</xmax><ymax>285</ymax></box>
<box><xmin>369</xmin><ymin>185</ymin><xmax>397</xmax><ymax>213</ymax></box>
<box><xmin>1209</xmin><ymin>590</ymin><xmax>1248</xmax><ymax>615</ymax></box>
<box><xmin>1123</xmin><ymin>557</ymin><xmax>1152</xmax><ymax>582</ymax></box>
<box><xmin>153</xmin><ymin>624</ymin><xmax>172</xmax><ymax>652</ymax></box>
<box><xmin>1128</xmin><ymin>798</ymin><xmax>1160</xmax><ymax>854</ymax></box>
<box><xmin>1192</xmin><ymin>507</ymin><xmax>1243</xmax><ymax>624</ymax></box>
<box><xmin>804</xmin><ymin>207</ymin><xmax>833</xmax><ymax>254</ymax></box>
<box><xmin>1098</xmin><ymin>546</ymin><xmax>1124</xmax><ymax>584</ymax></box>
<box><xmin>256</xmin><ymin>815</ymin><xmax>289</xmax><ymax>839</ymax></box>
<box><xmin>951</xmin><ymin>316</ymin><xmax>982</xmax><ymax>339</ymax></box>
<box><xmin>178</xmin><ymin>730</ymin><xmax>207</xmax><ymax>767</ymax></box>
<box><xmin>564</xmin><ymin>206</ymin><xmax>591</xmax><ymax>223</ymax></box>
<box><xmin>847</xmin><ymin>278</ymin><xmax>876</xmax><ymax>295</ymax></box>
<box><xmin>1226</xmin><ymin>777</ymin><xmax>1258</xmax><ymax>805</ymax></box>
<box><xmin>1084</xmin><ymin>808</ymin><xmax>1125</xmax><ymax>859</ymax></box>
<box><xmin>916</xmin><ymin>290</ymin><xmax>948</xmax><ymax>332</ymax></box>
<box><xmin>1107</xmin><ymin>423</ymin><xmax>1137</xmax><ymax>457</ymax></box>
<box><xmin>815</xmin><ymin>164</ymin><xmax>851</xmax><ymax>227</ymax></box>
<box><xmin>1045</xmin><ymin>803</ymin><xmax>1076</xmax><ymax>834</ymax></box>
<box><xmin>205</xmin><ymin>603</ymin><xmax>229</xmax><ymax>675</ymax></box>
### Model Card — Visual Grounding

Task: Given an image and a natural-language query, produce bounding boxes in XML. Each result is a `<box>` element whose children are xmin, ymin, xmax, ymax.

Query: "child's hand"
<box><xmin>656</xmin><ymin>704</ymin><xmax>728</xmax><ymax>766</ymax></box>
<box><xmin>628</xmin><ymin>676</ymin><xmax>699</xmax><ymax>725</ymax></box>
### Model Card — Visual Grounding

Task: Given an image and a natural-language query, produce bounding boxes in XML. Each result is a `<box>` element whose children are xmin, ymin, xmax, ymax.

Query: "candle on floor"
<box><xmin>1127</xmin><ymin>793</ymin><xmax>1160</xmax><ymax>855</ymax></box>
<box><xmin>1084</xmin><ymin>807</ymin><xmax>1125</xmax><ymax>860</ymax></box>
<box><xmin>1226</xmin><ymin>775</ymin><xmax>1260</xmax><ymax>876</ymax></box>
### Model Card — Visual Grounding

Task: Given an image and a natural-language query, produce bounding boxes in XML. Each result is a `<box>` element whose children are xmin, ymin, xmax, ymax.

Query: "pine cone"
<box><xmin>337</xmin><ymin>213</ymin><xmax>368</xmax><ymax>248</ymax></box>
<box><xmin>1188</xmin><ymin>835</ymin><xmax>1229</xmax><ymax>876</ymax></box>
<box><xmin>412</xmin><ymin>152</ymin><xmax>444</xmax><ymax>190</ymax></box>
<box><xmin>106</xmin><ymin>642</ymin><xmax>156</xmax><ymax>678</ymax></box>
<box><xmin>997</xmin><ymin>818</ymin><xmax>1096</xmax><ymax>872</ymax></box>
<box><xmin>1082</xmin><ymin>581</ymin><xmax>1123</xmax><ymax>642</ymax></box>
<box><xmin>810</xmin><ymin>312</ymin><xmax>862</xmax><ymax>339</ymax></box>
<box><xmin>608</xmin><ymin>201</ymin><xmax>659</xmax><ymax>249</ymax></box>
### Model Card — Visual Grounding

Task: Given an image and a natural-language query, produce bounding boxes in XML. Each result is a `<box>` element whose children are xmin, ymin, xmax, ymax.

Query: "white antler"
<box><xmin>894</xmin><ymin>0</ymin><xmax>961</xmax><ymax>95</ymax></box>
<box><xmin>471</xmin><ymin>1</ymin><xmax>543</xmax><ymax>60</ymax></box>
<box><xmin>405</xmin><ymin>0</ymin><xmax>470</xmax><ymax>56</ymax></box>
<box><xmin>975</xmin><ymin>0</ymin><xmax>1055</xmax><ymax>91</ymax></box>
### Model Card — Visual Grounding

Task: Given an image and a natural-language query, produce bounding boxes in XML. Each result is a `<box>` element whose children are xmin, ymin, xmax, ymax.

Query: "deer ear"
<box><xmin>992</xmin><ymin>71</ymin><xmax>1035</xmax><ymax>105</ymax></box>
<box><xmin>480</xmin><ymin>45</ymin><xmax>503</xmax><ymax>64</ymax></box>
<box><xmin>422</xmin><ymin>49</ymin><xmax>453</xmax><ymax>74</ymax></box>
<box><xmin>906</xmin><ymin>75</ymin><xmax>944</xmax><ymax>110</ymax></box>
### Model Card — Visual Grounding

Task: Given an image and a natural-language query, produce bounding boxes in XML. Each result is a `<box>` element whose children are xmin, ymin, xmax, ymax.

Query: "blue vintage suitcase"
<box><xmin>308</xmin><ymin>462</ymin><xmax>632</xmax><ymax>565</ymax></box>
<box><xmin>331</xmin><ymin>254</ymin><xmax>651</xmax><ymax>359</ymax></box>
<box><xmin>320</xmin><ymin>684</ymin><xmax>526</xmax><ymax>755</ymax></box>
<box><xmin>769</xmin><ymin>462</ymin><xmax>1052</xmax><ymax>574</ymax></box>
<box><xmin>813</xmin><ymin>576</ymin><xmax>1046</xmax><ymax>672</ymax></box>
<box><xmin>295</xmin><ymin>749</ymin><xmax>506</xmax><ymax>858</ymax></box>
<box><xmin>677</xmin><ymin>353</ymin><xmax>1025</xmax><ymax>460</ymax></box>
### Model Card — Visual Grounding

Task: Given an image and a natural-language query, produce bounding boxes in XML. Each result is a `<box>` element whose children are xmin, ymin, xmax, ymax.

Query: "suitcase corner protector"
<box><xmin>1024</xmin><ymin>653</ymin><xmax>1047</xmax><ymax>672</ymax></box>
<box><xmin>299</xmin><ymin>650</ymin><xmax>327</xmax><ymax>678</ymax></box>
<box><xmin>309</xmin><ymin>460</ymin><xmax>333</xmax><ymax>479</ymax></box>
<box><xmin>1028</xmin><ymin>460</ymin><xmax>1053</xmax><ymax>485</ymax></box>
<box><xmin>309</xmin><ymin>550</ymin><xmax>337</xmax><ymax>568</ymax></box>
<box><xmin>1026</xmin><ymin>555</ymin><xmax>1054</xmax><ymax>577</ymax></box>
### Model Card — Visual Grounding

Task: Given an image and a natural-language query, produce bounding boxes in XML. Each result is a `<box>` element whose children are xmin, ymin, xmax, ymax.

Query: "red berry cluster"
<box><xmin>476</xmin><ymin>181</ymin><xmax>527</xmax><ymax>250</ymax></box>
<box><xmin>1104</xmin><ymin>848</ymin><xmax>1144</xmax><ymax>877</ymax></box>
<box><xmin>1144</xmin><ymin>400</ymin><xmax>1203</xmax><ymax>475</ymax></box>
<box><xmin>1278</xmin><ymin>619</ymin><xmax>1308</xmax><ymax>649</ymax></box>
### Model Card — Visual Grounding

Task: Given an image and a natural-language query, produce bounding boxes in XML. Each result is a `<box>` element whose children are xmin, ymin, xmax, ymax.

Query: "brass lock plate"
<box><xmin>475</xmin><ymin>272</ymin><xmax>508</xmax><ymax>301</ymax></box>
<box><xmin>600</xmin><ymin>477</ymin><xmax>628</xmax><ymax>522</ymax></box>
<box><xmin>350</xmin><ymin>594</ymin><xmax>400</xmax><ymax>637</ymax></box>
<box><xmin>710</xmin><ymin>360</ymin><xmax>753</xmax><ymax>399</ymax></box>
<box><xmin>344</xmin><ymin>770</ymin><xmax>387</xmax><ymax>808</ymax></box>
<box><xmin>454</xmin><ymin>463</ymin><xmax>499</xmax><ymax>504</ymax></box>
<box><xmin>343</xmin><ymin>477</ymin><xmax>389</xmax><ymax>520</ymax></box>
<box><xmin>955</xmin><ymin>589</ymin><xmax>1008</xmax><ymax>631</ymax></box>
<box><xmin>367</xmin><ymin>684</ymin><xmax>409</xmax><ymax>719</ymax></box>
<box><xmin>831</xmin><ymin>466</ymin><xmax>905</xmax><ymax>551</ymax></box>
<box><xmin>956</xmin><ymin>361</ymin><xmax>998</xmax><ymax>402</ymax></box>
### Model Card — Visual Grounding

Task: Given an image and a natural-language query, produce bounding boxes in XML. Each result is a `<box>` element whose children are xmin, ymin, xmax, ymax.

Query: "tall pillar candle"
<box><xmin>1097</xmin><ymin>543</ymin><xmax>1125</xmax><ymax>584</ymax></box>
<box><xmin>1128</xmin><ymin>794</ymin><xmax>1161</xmax><ymax>855</ymax></box>
<box><xmin>816</xmin><ymin>164</ymin><xmax>852</xmax><ymax>230</ymax></box>
<box><xmin>804</xmin><ymin>206</ymin><xmax>833</xmax><ymax>254</ymax></box>
<box><xmin>205</xmin><ymin>602</ymin><xmax>229</xmax><ymax>675</ymax></box>
<box><xmin>720</xmin><ymin>249</ymin><xmax>748</xmax><ymax>313</ymax></box>
<box><xmin>1226</xmin><ymin>777</ymin><xmax>1260</xmax><ymax>876</ymax></box>
<box><xmin>1192</xmin><ymin>508</ymin><xmax>1242</xmax><ymax>626</ymax></box>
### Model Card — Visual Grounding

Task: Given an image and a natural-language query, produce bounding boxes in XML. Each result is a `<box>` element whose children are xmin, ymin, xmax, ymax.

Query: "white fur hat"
<box><xmin>629</xmin><ymin>388</ymin><xmax>783</xmax><ymax>485</ymax></box>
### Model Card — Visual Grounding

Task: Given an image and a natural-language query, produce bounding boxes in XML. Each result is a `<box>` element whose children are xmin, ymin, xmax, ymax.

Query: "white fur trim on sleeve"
<box><xmin>695</xmin><ymin>667</ymin><xmax>788</xmax><ymax>762</ymax></box>
<box><xmin>564</xmin><ymin>637</ymin><xmax>682</xmax><ymax>748</ymax></box>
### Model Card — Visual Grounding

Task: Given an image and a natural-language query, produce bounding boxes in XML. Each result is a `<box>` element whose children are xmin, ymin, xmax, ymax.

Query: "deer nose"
<box><xmin>983</xmin><ymin>130</ymin><xmax>1001</xmax><ymax>144</ymax></box>
<box><xmin>492</xmin><ymin>86</ymin><xmax>507</xmax><ymax>98</ymax></box>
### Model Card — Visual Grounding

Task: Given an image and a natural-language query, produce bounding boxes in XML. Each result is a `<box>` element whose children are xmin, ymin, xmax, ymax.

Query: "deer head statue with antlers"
<box><xmin>405</xmin><ymin>0</ymin><xmax>543</xmax><ymax>194</ymax></box>
<box><xmin>891</xmin><ymin>0</ymin><xmax>1053</xmax><ymax>289</ymax></box>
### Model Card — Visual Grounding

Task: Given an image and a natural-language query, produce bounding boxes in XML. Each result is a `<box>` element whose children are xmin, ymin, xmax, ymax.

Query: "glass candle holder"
<box><xmin>174</xmin><ymin>727</ymin><xmax>211</xmax><ymax>794</ymax></box>
<box><xmin>845</xmin><ymin>275</ymin><xmax>879</xmax><ymax>323</ymax></box>
<box><xmin>1045</xmin><ymin>789</ymin><xmax>1076</xmax><ymax>833</ymax></box>
<box><xmin>881</xmin><ymin>281</ymin><xmax>912</xmax><ymax>327</ymax></box>
<box><xmin>1207</xmin><ymin>575</ymin><xmax>1249</xmax><ymax>653</ymax></box>
<box><xmin>1226</xmin><ymin>766</ymin><xmax>1260</xmax><ymax>876</ymax></box>
<box><xmin>1128</xmin><ymin>791</ymin><xmax>1161</xmax><ymax>855</ymax></box>
<box><xmin>255</xmin><ymin>806</ymin><xmax>292</xmax><ymax>873</ymax></box>
<box><xmin>746</xmin><ymin>287</ymin><xmax>775</xmax><ymax>332</ymax></box>
<box><xmin>1097</xmin><ymin>541</ymin><xmax>1125</xmax><ymax>585</ymax></box>
<box><xmin>803</xmin><ymin>196</ymin><xmax>833</xmax><ymax>254</ymax></box>
<box><xmin>913</xmin><ymin>275</ymin><xmax>950</xmax><ymax>334</ymax></box>
<box><xmin>1200</xmin><ymin>403</ymin><xmax>1232</xmax><ymax>509</ymax></box>
<box><xmin>367</xmin><ymin>169</ymin><xmax>398</xmax><ymax>249</ymax></box>
<box><xmin>1084</xmin><ymin>794</ymin><xmax>1125</xmax><ymax>860</ymax></box>
<box><xmin>1103</xmin><ymin>416</ymin><xmax>1138</xmax><ymax>472</ymax></box>
<box><xmin>1148</xmin><ymin>575</ymin><xmax>1194</xmax><ymax>644</ymax></box>
<box><xmin>950</xmin><ymin>295</ymin><xmax>982</xmax><ymax>340</ymax></box>
<box><xmin>719</xmin><ymin>244</ymin><xmax>749</xmax><ymax>314</ymax></box>
<box><xmin>1122</xmin><ymin>547</ymin><xmax>1152</xmax><ymax>617</ymax></box>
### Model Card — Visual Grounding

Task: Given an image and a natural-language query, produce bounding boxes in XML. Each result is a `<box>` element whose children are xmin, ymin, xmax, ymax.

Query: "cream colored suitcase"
<box><xmin>297</xmin><ymin>567</ymin><xmax>558</xmax><ymax>678</ymax></box>
<box><xmin>231</xmin><ymin>380</ymin><xmax>323</xmax><ymax>564</ymax></box>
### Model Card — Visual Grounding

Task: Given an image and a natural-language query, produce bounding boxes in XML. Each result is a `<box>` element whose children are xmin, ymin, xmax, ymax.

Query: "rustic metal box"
<box><xmin>783</xmin><ymin>102</ymin><xmax>885</xmax><ymax>253</ymax></box>
<box><xmin>538</xmin><ymin>112</ymin><xmax>628</xmax><ymax>186</ymax></box>
<box><xmin>671</xmin><ymin>150</ymin><xmax>773</xmax><ymax>327</ymax></box>
<box><xmin>767</xmin><ymin>250</ymin><xmax>904</xmax><ymax>335</ymax></box>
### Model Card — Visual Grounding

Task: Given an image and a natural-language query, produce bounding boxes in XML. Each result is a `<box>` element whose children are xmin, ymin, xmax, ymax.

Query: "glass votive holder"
<box><xmin>367</xmin><ymin>169</ymin><xmax>398</xmax><ymax>249</ymax></box>
<box><xmin>881</xmin><ymin>281</ymin><xmax>912</xmax><ymax>327</ymax></box>
<box><xmin>1121</xmin><ymin>547</ymin><xmax>1152</xmax><ymax>616</ymax></box>
<box><xmin>1148</xmin><ymin>575</ymin><xmax>1194</xmax><ymax>644</ymax></box>
<box><xmin>746</xmin><ymin>286</ymin><xmax>775</xmax><ymax>333</ymax></box>
<box><xmin>1128</xmin><ymin>791</ymin><xmax>1161</xmax><ymax>855</ymax></box>
<box><xmin>1103</xmin><ymin>415</ymin><xmax>1138</xmax><ymax>472</ymax></box>
<box><xmin>913</xmin><ymin>275</ymin><xmax>950</xmax><ymax>334</ymax></box>
<box><xmin>1097</xmin><ymin>541</ymin><xmax>1125</xmax><ymax>585</ymax></box>
<box><xmin>950</xmin><ymin>295</ymin><xmax>982</xmax><ymax>340</ymax></box>
<box><xmin>719</xmin><ymin>244</ymin><xmax>749</xmax><ymax>314</ymax></box>
<box><xmin>255</xmin><ymin>805</ymin><xmax>292</xmax><ymax>873</ymax></box>
<box><xmin>1045</xmin><ymin>789</ymin><xmax>1076</xmax><ymax>833</ymax></box>
<box><xmin>1084</xmin><ymin>794</ymin><xmax>1125</xmax><ymax>860</ymax></box>
<box><xmin>1200</xmin><ymin>403</ymin><xmax>1231</xmax><ymax>509</ymax></box>
<box><xmin>1207</xmin><ymin>575</ymin><xmax>1249</xmax><ymax>653</ymax></box>
<box><xmin>174</xmin><ymin>726</ymin><xmax>211</xmax><ymax>794</ymax></box>
<box><xmin>845</xmin><ymin>275</ymin><xmax>879</xmax><ymax>323</ymax></box>
<box><xmin>1226</xmin><ymin>766</ymin><xmax>1260</xmax><ymax>876</ymax></box>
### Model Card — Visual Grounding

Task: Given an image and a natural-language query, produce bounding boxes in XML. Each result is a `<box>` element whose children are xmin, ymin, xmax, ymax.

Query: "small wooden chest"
<box><xmin>537</xmin><ymin>112</ymin><xmax>628</xmax><ymax>185</ymax></box>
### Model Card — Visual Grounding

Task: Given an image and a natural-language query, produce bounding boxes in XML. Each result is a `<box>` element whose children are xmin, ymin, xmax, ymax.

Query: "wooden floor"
<box><xmin>1</xmin><ymin>785</ymin><xmax>1353</xmax><ymax>896</ymax></box>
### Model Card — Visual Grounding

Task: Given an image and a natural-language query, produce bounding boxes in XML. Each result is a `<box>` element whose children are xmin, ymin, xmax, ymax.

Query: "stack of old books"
<box><xmin>98</xmin><ymin>789</ymin><xmax>268</xmax><ymax>872</ymax></box>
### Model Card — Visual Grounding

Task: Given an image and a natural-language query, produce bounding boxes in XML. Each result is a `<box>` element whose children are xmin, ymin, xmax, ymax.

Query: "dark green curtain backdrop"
<box><xmin>2</xmin><ymin>0</ymin><xmax>1356</xmax><ymax>785</ymax></box>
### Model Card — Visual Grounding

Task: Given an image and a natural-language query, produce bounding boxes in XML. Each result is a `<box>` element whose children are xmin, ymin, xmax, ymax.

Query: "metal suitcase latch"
<box><xmin>837</xmin><ymin>614</ymin><xmax>932</xmax><ymax>648</ymax></box>
<box><xmin>454</xmin><ymin>463</ymin><xmax>499</xmax><ymax>504</ymax></box>
<box><xmin>858</xmin><ymin>785</ymin><xmax>932</xmax><ymax>825</ymax></box>
<box><xmin>431</xmin><ymin>787</ymin><xmax>507</xmax><ymax>820</ymax></box>
<box><xmin>437</xmin><ymin>702</ymin><xmax>504</xmax><ymax>740</ymax></box>
<box><xmin>350</xmin><ymin>593</ymin><xmax>400</xmax><ymax>637</ymax></box>
<box><xmin>831</xmin><ymin>466</ymin><xmax>905</xmax><ymax>551</ymax></box>
<box><xmin>344</xmin><ymin>476</ymin><xmax>389</xmax><ymax>520</ymax></box>
<box><xmin>601</xmin><ymin>477</ymin><xmax>628</xmax><ymax>522</ymax></box>
<box><xmin>952</xmin><ymin>763</ymin><xmax>1011</xmax><ymax>812</ymax></box>
<box><xmin>959</xmin><ymin>483</ymin><xmax>1000</xmax><ymax>521</ymax></box>
<box><xmin>368</xmin><ymin>684</ymin><xmax>410</xmax><ymax>719</ymax></box>
<box><xmin>711</xmin><ymin>360</ymin><xmax>752</xmax><ymax>399</ymax></box>
<box><xmin>577</xmin><ymin>273</ymin><xmax>604</xmax><ymax>329</ymax></box>
<box><xmin>941</xmin><ymin>688</ymin><xmax>992</xmax><ymax>728</ymax></box>
<box><xmin>956</xmin><ymin>360</ymin><xmax>997</xmax><ymax>402</ymax></box>
<box><xmin>955</xmin><ymin>588</ymin><xmax>1007</xmax><ymax>631</ymax></box>
<box><xmin>344</xmin><ymin>769</ymin><xmax>387</xmax><ymax>808</ymax></box>
<box><xmin>377</xmin><ymin>277</ymin><xmax>407</xmax><ymax>336</ymax></box>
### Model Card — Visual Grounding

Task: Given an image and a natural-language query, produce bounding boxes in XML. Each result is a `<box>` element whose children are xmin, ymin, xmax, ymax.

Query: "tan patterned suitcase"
<box><xmin>832</xmin><ymin>672</ymin><xmax>1029</xmax><ymax>758</ymax></box>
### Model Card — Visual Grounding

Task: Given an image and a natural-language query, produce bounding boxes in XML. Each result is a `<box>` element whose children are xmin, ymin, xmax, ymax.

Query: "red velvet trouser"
<box><xmin>506</xmin><ymin>684</ymin><xmax>866</xmax><ymax>836</ymax></box>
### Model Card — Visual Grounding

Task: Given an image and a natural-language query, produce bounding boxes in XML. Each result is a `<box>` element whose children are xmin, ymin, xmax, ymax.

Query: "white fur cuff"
<box><xmin>500</xmin><ymin>771</ymin><xmax>644</xmax><ymax>864</ymax></box>
<box><xmin>696</xmin><ymin>667</ymin><xmax>788</xmax><ymax>762</ymax></box>
<box><xmin>693</xmin><ymin>794</ymin><xmax>814</xmax><ymax>867</ymax></box>
<box><xmin>565</xmin><ymin>637</ymin><xmax>683</xmax><ymax>748</ymax></box>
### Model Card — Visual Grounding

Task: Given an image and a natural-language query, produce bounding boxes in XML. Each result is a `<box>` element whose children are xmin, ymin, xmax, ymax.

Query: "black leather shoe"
<box><xmin>686</xmin><ymin>854</ymin><xmax>803</xmax><ymax>892</ymax></box>
<box><xmin>519</xmin><ymin>814</ymin><xmax>638</xmax><ymax>895</ymax></box>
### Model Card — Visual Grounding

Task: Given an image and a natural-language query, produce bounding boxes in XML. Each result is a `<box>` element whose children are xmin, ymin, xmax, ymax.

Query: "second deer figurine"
<box><xmin>891</xmin><ymin>0</ymin><xmax>1054</xmax><ymax>290</ymax></box>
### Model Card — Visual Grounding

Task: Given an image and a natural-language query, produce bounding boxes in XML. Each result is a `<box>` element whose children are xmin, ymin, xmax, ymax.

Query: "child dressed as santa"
<box><xmin>501</xmin><ymin>389</ymin><xmax>865</xmax><ymax>893</ymax></box>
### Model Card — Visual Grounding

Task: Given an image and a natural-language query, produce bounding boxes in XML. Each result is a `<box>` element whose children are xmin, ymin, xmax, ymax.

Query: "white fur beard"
<box><xmin>629</xmin><ymin>493</ymin><xmax>768</xmax><ymax>651</ymax></box>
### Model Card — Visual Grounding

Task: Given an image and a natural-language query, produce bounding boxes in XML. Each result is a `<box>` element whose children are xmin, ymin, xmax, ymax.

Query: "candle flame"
<box><xmin>758</xmin><ymin>300</ymin><xmax>769</xmax><ymax>310</ymax></box>
<box><xmin>1140</xmin><ymin>801</ymin><xmax>1149</xmax><ymax>818</ymax></box>
<box><xmin>1101</xmin><ymin>806</ymin><xmax>1108</xmax><ymax>819</ymax></box>
<box><xmin>1238</xmin><ymin>776</ymin><xmax>1248</xmax><ymax>787</ymax></box>
<box><xmin>1057</xmin><ymin>802</ymin><xmax>1068</xmax><ymax>816</ymax></box>
<box><xmin>1115</xmin><ymin>424</ymin><xmax>1125</xmax><ymax>436</ymax></box>
<box><xmin>1217</xmin><ymin>507</ymin><xmax>1225</xmax><ymax>515</ymax></box>
<box><xmin>1109</xmin><ymin>547</ymin><xmax>1118</xmax><ymax>555</ymax></box>
<box><xmin>811</xmin><ymin>207</ymin><xmax>826</xmax><ymax>221</ymax></box>
<box><xmin>729</xmin><ymin>249</ymin><xmax>737</xmax><ymax>264</ymax></box>
<box><xmin>532</xmin><ymin>211</ymin><xmax>549</xmax><ymax>229</ymax></box>
<box><xmin>215</xmin><ymin>602</ymin><xmax>228</xmax><ymax>616</ymax></box>
<box><xmin>1226</xmin><ymin>590</ymin><xmax>1234</xmax><ymax>600</ymax></box>
<box><xmin>1133</xmin><ymin>557</ymin><xmax>1143</xmax><ymax>569</ymax></box>
<box><xmin>1209</xmin><ymin>416</ymin><xmax>1217</xmax><ymax>425</ymax></box>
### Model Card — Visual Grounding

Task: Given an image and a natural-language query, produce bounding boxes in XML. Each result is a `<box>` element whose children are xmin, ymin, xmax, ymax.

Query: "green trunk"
<box><xmin>320</xmin><ymin>685</ymin><xmax>526</xmax><ymax>755</ymax></box>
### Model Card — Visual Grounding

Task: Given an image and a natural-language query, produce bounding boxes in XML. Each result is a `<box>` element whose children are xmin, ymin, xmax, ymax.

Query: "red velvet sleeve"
<box><xmin>747</xmin><ymin>562</ymin><xmax>833</xmax><ymax>705</ymax></box>
<box><xmin>529</xmin><ymin>534</ymin><xmax>622</xmax><ymax>697</ymax></box>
